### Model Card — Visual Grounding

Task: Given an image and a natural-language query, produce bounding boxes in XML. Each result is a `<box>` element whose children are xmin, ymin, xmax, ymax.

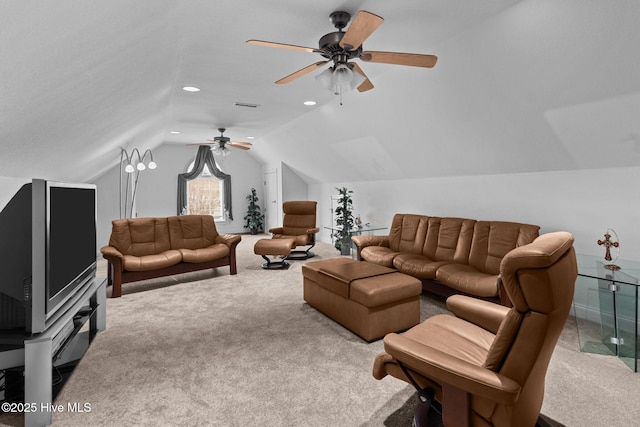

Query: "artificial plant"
<box><xmin>332</xmin><ymin>187</ymin><xmax>354</xmax><ymax>255</ymax></box>
<box><xmin>243</xmin><ymin>188</ymin><xmax>265</xmax><ymax>234</ymax></box>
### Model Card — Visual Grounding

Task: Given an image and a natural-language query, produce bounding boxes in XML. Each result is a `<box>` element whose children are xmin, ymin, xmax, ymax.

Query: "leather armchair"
<box><xmin>372</xmin><ymin>231</ymin><xmax>577</xmax><ymax>426</ymax></box>
<box><xmin>269</xmin><ymin>201</ymin><xmax>319</xmax><ymax>260</ymax></box>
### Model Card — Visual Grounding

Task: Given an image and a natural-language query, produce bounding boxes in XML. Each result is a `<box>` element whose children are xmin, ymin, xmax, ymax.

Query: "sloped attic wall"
<box><xmin>253</xmin><ymin>1</ymin><xmax>640</xmax><ymax>184</ymax></box>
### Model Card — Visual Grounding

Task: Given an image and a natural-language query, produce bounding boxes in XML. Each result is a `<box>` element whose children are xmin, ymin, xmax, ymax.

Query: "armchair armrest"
<box><xmin>383</xmin><ymin>333</ymin><xmax>521</xmax><ymax>406</ymax></box>
<box><xmin>446</xmin><ymin>295</ymin><xmax>510</xmax><ymax>334</ymax></box>
<box><xmin>306</xmin><ymin>227</ymin><xmax>320</xmax><ymax>234</ymax></box>
<box><xmin>269</xmin><ymin>227</ymin><xmax>284</xmax><ymax>235</ymax></box>
<box><xmin>216</xmin><ymin>233</ymin><xmax>242</xmax><ymax>248</ymax></box>
<box><xmin>351</xmin><ymin>235</ymin><xmax>389</xmax><ymax>249</ymax></box>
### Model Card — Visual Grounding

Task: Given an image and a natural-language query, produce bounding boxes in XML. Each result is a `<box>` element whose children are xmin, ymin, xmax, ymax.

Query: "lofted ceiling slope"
<box><xmin>0</xmin><ymin>1</ymin><xmax>638</xmax><ymax>184</ymax></box>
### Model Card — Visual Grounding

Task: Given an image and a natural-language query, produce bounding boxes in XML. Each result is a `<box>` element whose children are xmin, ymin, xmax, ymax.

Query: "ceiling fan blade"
<box><xmin>276</xmin><ymin>61</ymin><xmax>329</xmax><ymax>84</ymax></box>
<box><xmin>230</xmin><ymin>144</ymin><xmax>251</xmax><ymax>151</ymax></box>
<box><xmin>339</xmin><ymin>11</ymin><xmax>384</xmax><ymax>51</ymax></box>
<box><xmin>351</xmin><ymin>63</ymin><xmax>374</xmax><ymax>92</ymax></box>
<box><xmin>360</xmin><ymin>51</ymin><xmax>437</xmax><ymax>68</ymax></box>
<box><xmin>246</xmin><ymin>39</ymin><xmax>320</xmax><ymax>53</ymax></box>
<box><xmin>231</xmin><ymin>141</ymin><xmax>253</xmax><ymax>146</ymax></box>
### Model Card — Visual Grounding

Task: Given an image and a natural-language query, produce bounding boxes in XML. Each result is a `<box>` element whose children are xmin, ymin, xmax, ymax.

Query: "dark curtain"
<box><xmin>177</xmin><ymin>145</ymin><xmax>233</xmax><ymax>220</ymax></box>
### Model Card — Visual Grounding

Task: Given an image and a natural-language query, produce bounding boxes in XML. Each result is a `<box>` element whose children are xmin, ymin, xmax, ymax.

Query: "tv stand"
<box><xmin>0</xmin><ymin>277</ymin><xmax>106</xmax><ymax>427</ymax></box>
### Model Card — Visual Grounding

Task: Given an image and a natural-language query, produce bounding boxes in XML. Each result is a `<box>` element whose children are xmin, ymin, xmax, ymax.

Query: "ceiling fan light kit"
<box><xmin>190</xmin><ymin>128</ymin><xmax>252</xmax><ymax>157</ymax></box>
<box><xmin>246</xmin><ymin>10</ymin><xmax>437</xmax><ymax>101</ymax></box>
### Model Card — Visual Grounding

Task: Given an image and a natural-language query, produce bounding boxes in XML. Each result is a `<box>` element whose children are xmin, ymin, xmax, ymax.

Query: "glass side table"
<box><xmin>574</xmin><ymin>254</ymin><xmax>639</xmax><ymax>371</ymax></box>
<box><xmin>324</xmin><ymin>226</ymin><xmax>387</xmax><ymax>258</ymax></box>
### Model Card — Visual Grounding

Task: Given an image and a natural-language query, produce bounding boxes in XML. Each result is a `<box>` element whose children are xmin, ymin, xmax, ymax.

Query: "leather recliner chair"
<box><xmin>372</xmin><ymin>231</ymin><xmax>577</xmax><ymax>427</ymax></box>
<box><xmin>268</xmin><ymin>201</ymin><xmax>320</xmax><ymax>260</ymax></box>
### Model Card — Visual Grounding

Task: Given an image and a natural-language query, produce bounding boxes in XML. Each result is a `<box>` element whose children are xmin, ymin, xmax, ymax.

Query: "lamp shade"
<box><xmin>333</xmin><ymin>63</ymin><xmax>353</xmax><ymax>87</ymax></box>
<box><xmin>315</xmin><ymin>67</ymin><xmax>334</xmax><ymax>90</ymax></box>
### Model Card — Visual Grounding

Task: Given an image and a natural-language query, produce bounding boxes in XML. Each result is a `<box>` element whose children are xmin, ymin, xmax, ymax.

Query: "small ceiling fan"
<box><xmin>247</xmin><ymin>10</ymin><xmax>437</xmax><ymax>94</ymax></box>
<box><xmin>196</xmin><ymin>128</ymin><xmax>252</xmax><ymax>157</ymax></box>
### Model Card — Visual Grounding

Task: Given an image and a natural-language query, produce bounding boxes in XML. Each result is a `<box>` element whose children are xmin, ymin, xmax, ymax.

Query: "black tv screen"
<box><xmin>47</xmin><ymin>185</ymin><xmax>97</xmax><ymax>313</ymax></box>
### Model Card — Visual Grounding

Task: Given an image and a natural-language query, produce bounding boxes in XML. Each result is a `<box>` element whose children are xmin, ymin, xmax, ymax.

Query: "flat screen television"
<box><xmin>0</xmin><ymin>179</ymin><xmax>97</xmax><ymax>334</ymax></box>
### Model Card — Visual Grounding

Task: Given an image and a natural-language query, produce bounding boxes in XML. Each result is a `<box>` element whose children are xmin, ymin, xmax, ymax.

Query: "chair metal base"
<box><xmin>285</xmin><ymin>250</ymin><xmax>315</xmax><ymax>260</ymax></box>
<box><xmin>285</xmin><ymin>242</ymin><xmax>316</xmax><ymax>260</ymax></box>
<box><xmin>261</xmin><ymin>255</ymin><xmax>290</xmax><ymax>270</ymax></box>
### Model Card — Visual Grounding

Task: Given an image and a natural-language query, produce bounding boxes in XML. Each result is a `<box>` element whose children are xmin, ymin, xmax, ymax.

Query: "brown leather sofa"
<box><xmin>372</xmin><ymin>231</ymin><xmax>577</xmax><ymax>426</ymax></box>
<box><xmin>101</xmin><ymin>215</ymin><xmax>241</xmax><ymax>297</ymax></box>
<box><xmin>352</xmin><ymin>214</ymin><xmax>540</xmax><ymax>305</ymax></box>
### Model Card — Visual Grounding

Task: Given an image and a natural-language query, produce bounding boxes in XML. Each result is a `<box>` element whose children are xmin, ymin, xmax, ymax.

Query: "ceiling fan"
<box><xmin>246</xmin><ymin>10</ymin><xmax>437</xmax><ymax>95</ymax></box>
<box><xmin>197</xmin><ymin>128</ymin><xmax>252</xmax><ymax>157</ymax></box>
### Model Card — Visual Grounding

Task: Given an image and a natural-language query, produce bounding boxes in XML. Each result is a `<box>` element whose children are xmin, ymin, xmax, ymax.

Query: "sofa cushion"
<box><xmin>387</xmin><ymin>214</ymin><xmax>429</xmax><ymax>253</ymax></box>
<box><xmin>122</xmin><ymin>250</ymin><xmax>183</xmax><ymax>271</ymax></box>
<box><xmin>109</xmin><ymin>218</ymin><xmax>172</xmax><ymax>256</ymax></box>
<box><xmin>179</xmin><ymin>244</ymin><xmax>230</xmax><ymax>263</ymax></box>
<box><xmin>468</xmin><ymin>221</ymin><xmax>540</xmax><ymax>275</ymax></box>
<box><xmin>168</xmin><ymin>215</ymin><xmax>218</xmax><ymax>250</ymax></box>
<box><xmin>434</xmin><ymin>263</ymin><xmax>500</xmax><ymax>298</ymax></box>
<box><xmin>392</xmin><ymin>253</ymin><xmax>453</xmax><ymax>279</ymax></box>
<box><xmin>361</xmin><ymin>246</ymin><xmax>401</xmax><ymax>267</ymax></box>
<box><xmin>422</xmin><ymin>217</ymin><xmax>476</xmax><ymax>264</ymax></box>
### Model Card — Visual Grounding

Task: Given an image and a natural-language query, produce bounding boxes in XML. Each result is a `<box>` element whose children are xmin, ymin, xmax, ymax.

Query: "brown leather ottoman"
<box><xmin>254</xmin><ymin>238</ymin><xmax>297</xmax><ymax>269</ymax></box>
<box><xmin>302</xmin><ymin>258</ymin><xmax>422</xmax><ymax>341</ymax></box>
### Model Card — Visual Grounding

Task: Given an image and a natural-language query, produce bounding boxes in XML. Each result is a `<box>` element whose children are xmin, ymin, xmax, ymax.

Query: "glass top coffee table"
<box><xmin>574</xmin><ymin>254</ymin><xmax>639</xmax><ymax>371</ymax></box>
<box><xmin>324</xmin><ymin>226</ymin><xmax>387</xmax><ymax>257</ymax></box>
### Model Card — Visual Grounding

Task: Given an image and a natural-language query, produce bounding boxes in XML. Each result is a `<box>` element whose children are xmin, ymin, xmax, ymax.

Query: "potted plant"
<box><xmin>243</xmin><ymin>188</ymin><xmax>265</xmax><ymax>235</ymax></box>
<box><xmin>332</xmin><ymin>187</ymin><xmax>354</xmax><ymax>255</ymax></box>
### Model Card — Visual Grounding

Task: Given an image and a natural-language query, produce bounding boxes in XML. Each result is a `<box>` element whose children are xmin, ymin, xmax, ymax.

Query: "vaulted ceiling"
<box><xmin>1</xmin><ymin>1</ymin><xmax>638</xmax><ymax>184</ymax></box>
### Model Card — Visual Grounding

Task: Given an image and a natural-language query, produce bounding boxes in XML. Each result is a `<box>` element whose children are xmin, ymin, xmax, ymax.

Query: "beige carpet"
<box><xmin>2</xmin><ymin>234</ymin><xmax>640</xmax><ymax>426</ymax></box>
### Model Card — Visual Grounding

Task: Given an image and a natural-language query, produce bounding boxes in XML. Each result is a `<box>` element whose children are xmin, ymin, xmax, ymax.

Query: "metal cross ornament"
<box><xmin>597</xmin><ymin>229</ymin><xmax>620</xmax><ymax>270</ymax></box>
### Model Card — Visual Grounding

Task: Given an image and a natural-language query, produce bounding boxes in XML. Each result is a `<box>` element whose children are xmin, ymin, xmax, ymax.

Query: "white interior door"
<box><xmin>263</xmin><ymin>170</ymin><xmax>278</xmax><ymax>232</ymax></box>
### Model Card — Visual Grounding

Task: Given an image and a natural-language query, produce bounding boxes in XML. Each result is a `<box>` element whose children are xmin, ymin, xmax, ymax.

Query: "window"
<box><xmin>185</xmin><ymin>163</ymin><xmax>225</xmax><ymax>220</ymax></box>
<box><xmin>177</xmin><ymin>145</ymin><xmax>233</xmax><ymax>220</ymax></box>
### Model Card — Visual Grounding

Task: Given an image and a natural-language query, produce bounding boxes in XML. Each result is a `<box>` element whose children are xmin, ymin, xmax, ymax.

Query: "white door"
<box><xmin>263</xmin><ymin>170</ymin><xmax>279</xmax><ymax>231</ymax></box>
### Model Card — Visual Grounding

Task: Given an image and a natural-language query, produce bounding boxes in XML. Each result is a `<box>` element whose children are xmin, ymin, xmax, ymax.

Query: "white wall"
<box><xmin>310</xmin><ymin>166</ymin><xmax>640</xmax><ymax>258</ymax></box>
<box><xmin>0</xmin><ymin>176</ymin><xmax>31</xmax><ymax>211</ymax></box>
<box><xmin>93</xmin><ymin>166</ymin><xmax>121</xmax><ymax>248</ymax></box>
<box><xmin>281</xmin><ymin>162</ymin><xmax>308</xmax><ymax>202</ymax></box>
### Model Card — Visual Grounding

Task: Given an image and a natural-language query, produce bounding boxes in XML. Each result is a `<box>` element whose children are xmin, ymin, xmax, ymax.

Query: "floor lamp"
<box><xmin>119</xmin><ymin>148</ymin><xmax>157</xmax><ymax>218</ymax></box>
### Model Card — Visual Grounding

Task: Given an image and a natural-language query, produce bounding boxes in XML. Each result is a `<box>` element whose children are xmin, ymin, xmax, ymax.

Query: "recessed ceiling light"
<box><xmin>246</xmin><ymin>136</ymin><xmax>255</xmax><ymax>140</ymax></box>
<box><xmin>303</xmin><ymin>101</ymin><xmax>317</xmax><ymax>106</ymax></box>
<box><xmin>170</xmin><ymin>130</ymin><xmax>181</xmax><ymax>135</ymax></box>
<box><xmin>182</xmin><ymin>86</ymin><xmax>200</xmax><ymax>92</ymax></box>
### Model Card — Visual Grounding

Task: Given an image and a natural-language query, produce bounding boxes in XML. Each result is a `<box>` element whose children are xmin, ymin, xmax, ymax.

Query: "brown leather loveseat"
<box><xmin>352</xmin><ymin>214</ymin><xmax>539</xmax><ymax>305</ymax></box>
<box><xmin>101</xmin><ymin>215</ymin><xmax>241</xmax><ymax>297</ymax></box>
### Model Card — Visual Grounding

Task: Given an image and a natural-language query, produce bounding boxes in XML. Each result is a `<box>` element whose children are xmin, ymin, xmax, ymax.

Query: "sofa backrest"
<box><xmin>422</xmin><ymin>217</ymin><xmax>476</xmax><ymax>263</ymax></box>
<box><xmin>468</xmin><ymin>221</ymin><xmax>541</xmax><ymax>274</ymax></box>
<box><xmin>109</xmin><ymin>217</ymin><xmax>172</xmax><ymax>257</ymax></box>
<box><xmin>167</xmin><ymin>215</ymin><xmax>218</xmax><ymax>250</ymax></box>
<box><xmin>387</xmin><ymin>214</ymin><xmax>429</xmax><ymax>253</ymax></box>
<box><xmin>282</xmin><ymin>201</ymin><xmax>317</xmax><ymax>236</ymax></box>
